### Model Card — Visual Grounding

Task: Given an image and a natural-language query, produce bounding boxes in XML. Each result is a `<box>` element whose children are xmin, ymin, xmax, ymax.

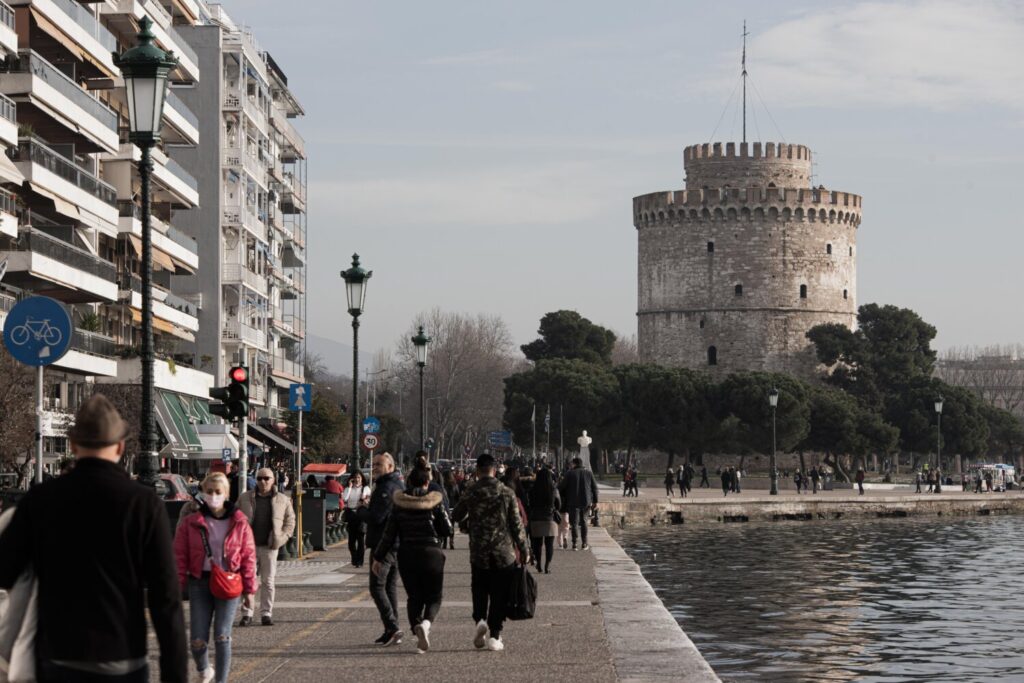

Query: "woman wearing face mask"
<box><xmin>174</xmin><ymin>472</ymin><xmax>257</xmax><ymax>683</ymax></box>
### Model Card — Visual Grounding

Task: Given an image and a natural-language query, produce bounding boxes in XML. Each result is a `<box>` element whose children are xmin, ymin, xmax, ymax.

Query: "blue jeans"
<box><xmin>188</xmin><ymin>576</ymin><xmax>239</xmax><ymax>683</ymax></box>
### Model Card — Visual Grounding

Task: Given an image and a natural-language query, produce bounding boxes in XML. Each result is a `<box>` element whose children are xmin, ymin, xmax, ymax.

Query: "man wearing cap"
<box><xmin>237</xmin><ymin>467</ymin><xmax>295</xmax><ymax>627</ymax></box>
<box><xmin>0</xmin><ymin>394</ymin><xmax>187</xmax><ymax>682</ymax></box>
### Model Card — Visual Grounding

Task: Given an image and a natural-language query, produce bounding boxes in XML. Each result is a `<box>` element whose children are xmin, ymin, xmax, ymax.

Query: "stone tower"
<box><xmin>633</xmin><ymin>141</ymin><xmax>861</xmax><ymax>376</ymax></box>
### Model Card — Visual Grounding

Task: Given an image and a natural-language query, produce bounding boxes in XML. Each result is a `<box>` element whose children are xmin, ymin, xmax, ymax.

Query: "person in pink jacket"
<box><xmin>174</xmin><ymin>472</ymin><xmax>256</xmax><ymax>683</ymax></box>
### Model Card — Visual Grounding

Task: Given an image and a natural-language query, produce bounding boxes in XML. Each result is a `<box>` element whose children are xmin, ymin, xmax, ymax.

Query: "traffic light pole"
<box><xmin>238</xmin><ymin>346</ymin><xmax>248</xmax><ymax>494</ymax></box>
<box><xmin>296</xmin><ymin>408</ymin><xmax>303</xmax><ymax>560</ymax></box>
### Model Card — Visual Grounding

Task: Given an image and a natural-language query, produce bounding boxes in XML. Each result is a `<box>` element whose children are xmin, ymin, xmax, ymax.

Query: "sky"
<box><xmin>225</xmin><ymin>0</ymin><xmax>1024</xmax><ymax>361</ymax></box>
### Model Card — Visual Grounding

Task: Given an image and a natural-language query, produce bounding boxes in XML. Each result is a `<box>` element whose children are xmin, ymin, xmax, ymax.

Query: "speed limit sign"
<box><xmin>361</xmin><ymin>433</ymin><xmax>380</xmax><ymax>451</ymax></box>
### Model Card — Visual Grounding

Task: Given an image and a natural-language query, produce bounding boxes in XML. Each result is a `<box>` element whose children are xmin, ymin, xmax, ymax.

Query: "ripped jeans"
<box><xmin>188</xmin><ymin>575</ymin><xmax>240</xmax><ymax>683</ymax></box>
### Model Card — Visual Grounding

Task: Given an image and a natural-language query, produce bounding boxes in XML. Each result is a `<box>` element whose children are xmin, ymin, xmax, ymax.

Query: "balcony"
<box><xmin>102</xmin><ymin>0</ymin><xmax>200</xmax><ymax>82</ymax></box>
<box><xmin>117</xmin><ymin>201</ymin><xmax>199</xmax><ymax>272</ymax></box>
<box><xmin>224</xmin><ymin>88</ymin><xmax>268</xmax><ymax>132</ymax></box>
<box><xmin>13</xmin><ymin>0</ymin><xmax>119</xmax><ymax>75</ymax></box>
<box><xmin>163</xmin><ymin>89</ymin><xmax>199</xmax><ymax>145</ymax></box>
<box><xmin>0</xmin><ymin>2</ymin><xmax>15</xmax><ymax>56</ymax></box>
<box><xmin>0</xmin><ymin>51</ymin><xmax>120</xmax><ymax>153</ymax></box>
<box><xmin>222</xmin><ymin>143</ymin><xmax>267</xmax><ymax>185</ymax></box>
<box><xmin>104</xmin><ymin>144</ymin><xmax>199</xmax><ymax>208</ymax></box>
<box><xmin>0</xmin><ymin>187</ymin><xmax>16</xmax><ymax>238</ymax></box>
<box><xmin>119</xmin><ymin>274</ymin><xmax>199</xmax><ymax>336</ymax></box>
<box><xmin>13</xmin><ymin>138</ymin><xmax>119</xmax><ymax>231</ymax></box>
<box><xmin>53</xmin><ymin>328</ymin><xmax>119</xmax><ymax>376</ymax></box>
<box><xmin>222</xmin><ymin>204</ymin><xmax>267</xmax><ymax>242</ymax></box>
<box><xmin>222</xmin><ymin>319</ymin><xmax>267</xmax><ymax>350</ymax></box>
<box><xmin>0</xmin><ymin>228</ymin><xmax>118</xmax><ymax>302</ymax></box>
<box><xmin>271</xmin><ymin>354</ymin><xmax>303</xmax><ymax>381</ymax></box>
<box><xmin>222</xmin><ymin>262</ymin><xmax>267</xmax><ymax>295</ymax></box>
<box><xmin>0</xmin><ymin>93</ymin><xmax>14</xmax><ymax>148</ymax></box>
<box><xmin>272</xmin><ymin>111</ymin><xmax>306</xmax><ymax>161</ymax></box>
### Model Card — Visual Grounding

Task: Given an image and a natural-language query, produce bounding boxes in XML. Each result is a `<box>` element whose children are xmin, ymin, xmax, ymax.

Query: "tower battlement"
<box><xmin>633</xmin><ymin>187</ymin><xmax>862</xmax><ymax>228</ymax></box>
<box><xmin>683</xmin><ymin>141</ymin><xmax>813</xmax><ymax>190</ymax></box>
<box><xmin>683</xmin><ymin>141</ymin><xmax>811</xmax><ymax>162</ymax></box>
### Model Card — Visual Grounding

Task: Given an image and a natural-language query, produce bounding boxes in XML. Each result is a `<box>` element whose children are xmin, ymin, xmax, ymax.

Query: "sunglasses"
<box><xmin>256</xmin><ymin>476</ymin><xmax>272</xmax><ymax>481</ymax></box>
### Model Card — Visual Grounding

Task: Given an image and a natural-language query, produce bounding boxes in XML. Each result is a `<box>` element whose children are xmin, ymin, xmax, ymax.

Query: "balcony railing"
<box><xmin>283</xmin><ymin>315</ymin><xmax>304</xmax><ymax>336</ymax></box>
<box><xmin>165</xmin><ymin>89</ymin><xmax>199</xmax><ymax>130</ymax></box>
<box><xmin>0</xmin><ymin>291</ymin><xmax>15</xmax><ymax>313</ymax></box>
<box><xmin>0</xmin><ymin>2</ymin><xmax>14</xmax><ymax>30</ymax></box>
<box><xmin>0</xmin><ymin>187</ymin><xmax>16</xmax><ymax>216</ymax></box>
<box><xmin>222</xmin><ymin>263</ymin><xmax>266</xmax><ymax>293</ymax></box>
<box><xmin>71</xmin><ymin>328</ymin><xmax>117</xmax><ymax>358</ymax></box>
<box><xmin>51</xmin><ymin>0</ymin><xmax>117</xmax><ymax>53</ymax></box>
<box><xmin>119</xmin><ymin>274</ymin><xmax>199</xmax><ymax>318</ymax></box>
<box><xmin>164</xmin><ymin>157</ymin><xmax>198</xmax><ymax>193</ymax></box>
<box><xmin>272</xmin><ymin>355</ymin><xmax>303</xmax><ymax>379</ymax></box>
<box><xmin>9</xmin><ymin>229</ymin><xmax>117</xmax><ymax>281</ymax></box>
<box><xmin>222</xmin><ymin>320</ymin><xmax>266</xmax><ymax>348</ymax></box>
<box><xmin>0</xmin><ymin>93</ymin><xmax>14</xmax><ymax>124</ymax></box>
<box><xmin>4</xmin><ymin>51</ymin><xmax>118</xmax><ymax>132</ymax></box>
<box><xmin>14</xmin><ymin>138</ymin><xmax>118</xmax><ymax>206</ymax></box>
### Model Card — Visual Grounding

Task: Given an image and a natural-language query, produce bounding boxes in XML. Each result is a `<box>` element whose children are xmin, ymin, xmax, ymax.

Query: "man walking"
<box><xmin>855</xmin><ymin>468</ymin><xmax>865</xmax><ymax>495</ymax></box>
<box><xmin>0</xmin><ymin>395</ymin><xmax>187</xmax><ymax>682</ymax></box>
<box><xmin>452</xmin><ymin>454</ymin><xmax>530</xmax><ymax>652</ymax></box>
<box><xmin>238</xmin><ymin>467</ymin><xmax>296</xmax><ymax>626</ymax></box>
<box><xmin>360</xmin><ymin>452</ymin><xmax>405</xmax><ymax>646</ymax></box>
<box><xmin>699</xmin><ymin>465</ymin><xmax>710</xmax><ymax>488</ymax></box>
<box><xmin>558</xmin><ymin>457</ymin><xmax>598</xmax><ymax>551</ymax></box>
<box><xmin>810</xmin><ymin>467</ymin><xmax>820</xmax><ymax>494</ymax></box>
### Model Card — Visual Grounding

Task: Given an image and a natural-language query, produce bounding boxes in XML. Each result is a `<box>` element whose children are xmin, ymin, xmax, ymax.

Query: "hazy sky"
<box><xmin>227</xmin><ymin>0</ymin><xmax>1024</xmax><ymax>360</ymax></box>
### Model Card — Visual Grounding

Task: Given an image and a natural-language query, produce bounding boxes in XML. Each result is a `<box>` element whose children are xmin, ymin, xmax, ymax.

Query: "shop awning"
<box><xmin>0</xmin><ymin>154</ymin><xmax>24</xmax><ymax>186</ymax></box>
<box><xmin>248</xmin><ymin>422</ymin><xmax>296</xmax><ymax>452</ymax></box>
<box><xmin>195</xmin><ymin>424</ymin><xmax>239</xmax><ymax>461</ymax></box>
<box><xmin>154</xmin><ymin>390</ymin><xmax>202</xmax><ymax>457</ymax></box>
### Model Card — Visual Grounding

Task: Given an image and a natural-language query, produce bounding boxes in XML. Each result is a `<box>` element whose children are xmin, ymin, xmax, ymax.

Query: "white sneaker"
<box><xmin>198</xmin><ymin>667</ymin><xmax>215</xmax><ymax>683</ymax></box>
<box><xmin>414</xmin><ymin>619</ymin><xmax>431</xmax><ymax>652</ymax></box>
<box><xmin>486</xmin><ymin>636</ymin><xmax>504</xmax><ymax>651</ymax></box>
<box><xmin>473</xmin><ymin>619</ymin><xmax>488</xmax><ymax>649</ymax></box>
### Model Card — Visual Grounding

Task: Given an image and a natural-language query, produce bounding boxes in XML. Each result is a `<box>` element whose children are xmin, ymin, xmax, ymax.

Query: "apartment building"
<box><xmin>172</xmin><ymin>2</ymin><xmax>306</xmax><ymax>453</ymax></box>
<box><xmin>0</xmin><ymin>0</ymin><xmax>223</xmax><ymax>468</ymax></box>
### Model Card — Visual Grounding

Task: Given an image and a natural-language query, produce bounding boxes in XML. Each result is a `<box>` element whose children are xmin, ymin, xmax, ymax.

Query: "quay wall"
<box><xmin>597</xmin><ymin>494</ymin><xmax>1024</xmax><ymax>527</ymax></box>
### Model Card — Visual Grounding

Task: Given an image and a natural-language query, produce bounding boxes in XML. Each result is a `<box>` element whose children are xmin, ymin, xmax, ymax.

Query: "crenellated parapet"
<box><xmin>633</xmin><ymin>187</ymin><xmax>862</xmax><ymax>228</ymax></box>
<box><xmin>683</xmin><ymin>141</ymin><xmax>813</xmax><ymax>190</ymax></box>
<box><xmin>683</xmin><ymin>141</ymin><xmax>811</xmax><ymax>162</ymax></box>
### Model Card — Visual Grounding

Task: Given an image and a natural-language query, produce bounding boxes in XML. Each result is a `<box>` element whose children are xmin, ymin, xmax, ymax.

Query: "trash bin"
<box><xmin>301</xmin><ymin>490</ymin><xmax>340</xmax><ymax>550</ymax></box>
<box><xmin>823</xmin><ymin>473</ymin><xmax>834</xmax><ymax>491</ymax></box>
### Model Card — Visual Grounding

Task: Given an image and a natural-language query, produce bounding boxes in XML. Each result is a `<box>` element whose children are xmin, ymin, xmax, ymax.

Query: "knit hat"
<box><xmin>67</xmin><ymin>394</ymin><xmax>130</xmax><ymax>448</ymax></box>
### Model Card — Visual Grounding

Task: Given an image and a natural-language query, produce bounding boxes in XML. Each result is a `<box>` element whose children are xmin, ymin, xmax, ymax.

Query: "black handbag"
<box><xmin>552</xmin><ymin>509</ymin><xmax>563</xmax><ymax>525</ymax></box>
<box><xmin>506</xmin><ymin>563</ymin><xmax>538</xmax><ymax>620</ymax></box>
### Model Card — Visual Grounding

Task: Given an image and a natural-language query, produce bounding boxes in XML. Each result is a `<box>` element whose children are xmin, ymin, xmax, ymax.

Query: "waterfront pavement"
<box><xmin>147</xmin><ymin>527</ymin><xmax>719</xmax><ymax>683</ymax></box>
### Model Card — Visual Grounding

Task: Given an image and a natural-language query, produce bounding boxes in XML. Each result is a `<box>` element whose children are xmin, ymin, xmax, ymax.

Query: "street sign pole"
<box><xmin>238</xmin><ymin>346</ymin><xmax>248</xmax><ymax>494</ymax></box>
<box><xmin>297</xmin><ymin>408</ymin><xmax>303</xmax><ymax>560</ymax></box>
<box><xmin>35</xmin><ymin>366</ymin><xmax>43</xmax><ymax>484</ymax></box>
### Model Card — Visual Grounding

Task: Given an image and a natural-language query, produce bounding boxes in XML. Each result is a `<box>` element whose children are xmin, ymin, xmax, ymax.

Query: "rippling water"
<box><xmin>614</xmin><ymin>517</ymin><xmax>1024</xmax><ymax>682</ymax></box>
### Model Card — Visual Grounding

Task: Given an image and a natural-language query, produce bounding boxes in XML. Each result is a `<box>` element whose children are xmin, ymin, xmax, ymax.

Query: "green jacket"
<box><xmin>452</xmin><ymin>476</ymin><xmax>528</xmax><ymax>569</ymax></box>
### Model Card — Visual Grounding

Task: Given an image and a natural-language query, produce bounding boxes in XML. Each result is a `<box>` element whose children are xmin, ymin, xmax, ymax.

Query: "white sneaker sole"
<box><xmin>414</xmin><ymin>624</ymin><xmax>430</xmax><ymax>651</ymax></box>
<box><xmin>473</xmin><ymin>622</ymin><xmax>488</xmax><ymax>649</ymax></box>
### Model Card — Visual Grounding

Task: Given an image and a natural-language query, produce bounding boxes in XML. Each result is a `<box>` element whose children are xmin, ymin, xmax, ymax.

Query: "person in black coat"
<box><xmin>721</xmin><ymin>468</ymin><xmax>731</xmax><ymax>496</ymax></box>
<box><xmin>557</xmin><ymin>457</ymin><xmax>598</xmax><ymax>551</ymax></box>
<box><xmin>373</xmin><ymin>467</ymin><xmax>452</xmax><ymax>653</ymax></box>
<box><xmin>0</xmin><ymin>395</ymin><xmax>187</xmax><ymax>683</ymax></box>
<box><xmin>527</xmin><ymin>467</ymin><xmax>561</xmax><ymax>573</ymax></box>
<box><xmin>358</xmin><ymin>452</ymin><xmax>406</xmax><ymax>646</ymax></box>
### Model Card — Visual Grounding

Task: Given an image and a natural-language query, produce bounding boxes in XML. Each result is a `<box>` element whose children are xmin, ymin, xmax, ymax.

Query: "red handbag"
<box><xmin>199</xmin><ymin>527</ymin><xmax>243</xmax><ymax>600</ymax></box>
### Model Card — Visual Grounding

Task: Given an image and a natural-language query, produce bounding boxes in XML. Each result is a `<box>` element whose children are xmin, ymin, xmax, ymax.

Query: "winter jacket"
<box><xmin>452</xmin><ymin>476</ymin><xmax>529</xmax><ymax>569</ymax></box>
<box><xmin>360</xmin><ymin>470</ymin><xmax>405</xmax><ymax>550</ymax></box>
<box><xmin>373</xmin><ymin>490</ymin><xmax>452</xmax><ymax>561</ymax></box>
<box><xmin>237</xmin><ymin>488</ymin><xmax>296</xmax><ymax>550</ymax></box>
<box><xmin>0</xmin><ymin>458</ymin><xmax>187</xmax><ymax>683</ymax></box>
<box><xmin>558</xmin><ymin>466</ymin><xmax>599</xmax><ymax>509</ymax></box>
<box><xmin>0</xmin><ymin>507</ymin><xmax>36</xmax><ymax>683</ymax></box>
<box><xmin>174</xmin><ymin>506</ymin><xmax>258</xmax><ymax>595</ymax></box>
<box><xmin>527</xmin><ymin>480</ymin><xmax>561</xmax><ymax>524</ymax></box>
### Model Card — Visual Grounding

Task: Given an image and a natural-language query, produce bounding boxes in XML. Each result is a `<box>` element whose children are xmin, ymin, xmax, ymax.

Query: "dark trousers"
<box><xmin>530</xmin><ymin>535</ymin><xmax>555</xmax><ymax>570</ymax></box>
<box><xmin>38</xmin><ymin>662</ymin><xmax>148</xmax><ymax>683</ymax></box>
<box><xmin>568</xmin><ymin>507</ymin><xmax>589</xmax><ymax>546</ymax></box>
<box><xmin>858</xmin><ymin>482</ymin><xmax>864</xmax><ymax>495</ymax></box>
<box><xmin>471</xmin><ymin>563</ymin><xmax>516</xmax><ymax>637</ymax></box>
<box><xmin>369</xmin><ymin>550</ymin><xmax>400</xmax><ymax>632</ymax></box>
<box><xmin>397</xmin><ymin>545</ymin><xmax>445</xmax><ymax>629</ymax></box>
<box><xmin>346</xmin><ymin>521</ymin><xmax>365</xmax><ymax>566</ymax></box>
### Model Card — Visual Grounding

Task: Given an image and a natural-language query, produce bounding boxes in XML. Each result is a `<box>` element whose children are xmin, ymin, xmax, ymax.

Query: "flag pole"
<box><xmin>531</xmin><ymin>402</ymin><xmax>536</xmax><ymax>461</ymax></box>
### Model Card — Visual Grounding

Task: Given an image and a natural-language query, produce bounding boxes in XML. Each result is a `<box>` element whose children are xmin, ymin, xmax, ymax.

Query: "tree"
<box><xmin>521</xmin><ymin>310</ymin><xmax>616</xmax><ymax>365</ymax></box>
<box><xmin>800</xmin><ymin>385</ymin><xmax>898</xmax><ymax>481</ymax></box>
<box><xmin>712</xmin><ymin>372</ymin><xmax>811</xmax><ymax>466</ymax></box>
<box><xmin>0</xmin><ymin>351</ymin><xmax>37</xmax><ymax>473</ymax></box>
<box><xmin>286</xmin><ymin>392</ymin><xmax>345</xmax><ymax>463</ymax></box>
<box><xmin>981</xmin><ymin>403</ymin><xmax>1024</xmax><ymax>462</ymax></box>
<box><xmin>885</xmin><ymin>378</ymin><xmax>989</xmax><ymax>470</ymax></box>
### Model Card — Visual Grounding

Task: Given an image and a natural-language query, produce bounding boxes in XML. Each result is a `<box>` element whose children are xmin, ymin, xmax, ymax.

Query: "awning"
<box><xmin>154</xmin><ymin>390</ymin><xmax>202</xmax><ymax>456</ymax></box>
<box><xmin>0</xmin><ymin>154</ymin><xmax>24</xmax><ymax>186</ymax></box>
<box><xmin>128</xmin><ymin>235</ymin><xmax>176</xmax><ymax>272</ymax></box>
<box><xmin>170</xmin><ymin>255</ymin><xmax>196</xmax><ymax>275</ymax></box>
<box><xmin>30</xmin><ymin>9</ymin><xmax>116</xmax><ymax>79</ymax></box>
<box><xmin>53</xmin><ymin>196</ymin><xmax>80</xmax><ymax>221</ymax></box>
<box><xmin>248</xmin><ymin>422</ymin><xmax>296</xmax><ymax>452</ymax></box>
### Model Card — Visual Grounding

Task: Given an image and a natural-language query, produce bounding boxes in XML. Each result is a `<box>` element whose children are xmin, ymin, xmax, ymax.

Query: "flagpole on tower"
<box><xmin>742</xmin><ymin>19</ymin><xmax>749</xmax><ymax>144</ymax></box>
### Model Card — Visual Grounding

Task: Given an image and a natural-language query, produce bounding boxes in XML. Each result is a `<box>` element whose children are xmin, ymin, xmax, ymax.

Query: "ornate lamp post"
<box><xmin>411</xmin><ymin>326</ymin><xmax>431</xmax><ymax>450</ymax></box>
<box><xmin>935</xmin><ymin>395</ymin><xmax>944</xmax><ymax>476</ymax></box>
<box><xmin>768</xmin><ymin>387</ymin><xmax>779</xmax><ymax>495</ymax></box>
<box><xmin>115</xmin><ymin>17</ymin><xmax>177</xmax><ymax>488</ymax></box>
<box><xmin>340</xmin><ymin>254</ymin><xmax>371</xmax><ymax>471</ymax></box>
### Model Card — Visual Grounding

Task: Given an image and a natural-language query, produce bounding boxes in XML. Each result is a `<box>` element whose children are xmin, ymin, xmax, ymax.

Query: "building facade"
<box><xmin>633</xmin><ymin>141</ymin><xmax>861</xmax><ymax>376</ymax></box>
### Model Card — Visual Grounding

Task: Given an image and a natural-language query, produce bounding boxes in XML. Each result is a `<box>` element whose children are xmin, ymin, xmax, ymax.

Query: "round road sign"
<box><xmin>361</xmin><ymin>433</ymin><xmax>380</xmax><ymax>451</ymax></box>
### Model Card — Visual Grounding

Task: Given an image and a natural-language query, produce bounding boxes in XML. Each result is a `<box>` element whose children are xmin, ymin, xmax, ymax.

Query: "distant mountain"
<box><xmin>305</xmin><ymin>333</ymin><xmax>373</xmax><ymax>377</ymax></box>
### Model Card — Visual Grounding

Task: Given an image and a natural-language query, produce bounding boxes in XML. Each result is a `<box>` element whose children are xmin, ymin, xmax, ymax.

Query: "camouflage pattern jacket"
<box><xmin>451</xmin><ymin>476</ymin><xmax>528</xmax><ymax>569</ymax></box>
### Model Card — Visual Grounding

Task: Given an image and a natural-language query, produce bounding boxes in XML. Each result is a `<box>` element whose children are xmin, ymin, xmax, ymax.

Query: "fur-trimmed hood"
<box><xmin>392</xmin><ymin>489</ymin><xmax>443</xmax><ymax>510</ymax></box>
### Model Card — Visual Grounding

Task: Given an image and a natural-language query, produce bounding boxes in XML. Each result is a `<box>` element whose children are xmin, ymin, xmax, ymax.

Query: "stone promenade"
<box><xmin>147</xmin><ymin>527</ymin><xmax>718</xmax><ymax>683</ymax></box>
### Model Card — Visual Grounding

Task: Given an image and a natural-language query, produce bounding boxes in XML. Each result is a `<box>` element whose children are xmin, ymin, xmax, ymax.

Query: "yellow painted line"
<box><xmin>229</xmin><ymin>589</ymin><xmax>369</xmax><ymax>681</ymax></box>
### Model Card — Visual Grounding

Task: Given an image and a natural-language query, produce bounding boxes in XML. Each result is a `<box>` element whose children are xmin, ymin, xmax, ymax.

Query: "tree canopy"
<box><xmin>521</xmin><ymin>310</ymin><xmax>616</xmax><ymax>365</ymax></box>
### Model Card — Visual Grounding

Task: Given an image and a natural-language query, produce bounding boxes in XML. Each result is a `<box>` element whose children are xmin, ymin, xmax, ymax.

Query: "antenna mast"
<box><xmin>742</xmin><ymin>20</ymin><xmax>749</xmax><ymax>144</ymax></box>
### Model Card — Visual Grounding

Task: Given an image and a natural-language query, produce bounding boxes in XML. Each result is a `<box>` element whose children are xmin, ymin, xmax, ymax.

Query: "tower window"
<box><xmin>843</xmin><ymin>289</ymin><xmax>848</xmax><ymax>299</ymax></box>
<box><xmin>849</xmin><ymin>246</ymin><xmax>853</xmax><ymax>256</ymax></box>
<box><xmin>707</xmin><ymin>241</ymin><xmax>715</xmax><ymax>253</ymax></box>
<box><xmin>707</xmin><ymin>346</ymin><xmax>718</xmax><ymax>366</ymax></box>
<box><xmin>826</xmin><ymin>244</ymin><xmax>832</xmax><ymax>255</ymax></box>
<box><xmin>799</xmin><ymin>284</ymin><xmax>807</xmax><ymax>299</ymax></box>
<box><xmin>734</xmin><ymin>284</ymin><xmax>743</xmax><ymax>297</ymax></box>
<box><xmin>699</xmin><ymin>318</ymin><xmax>705</xmax><ymax>329</ymax></box>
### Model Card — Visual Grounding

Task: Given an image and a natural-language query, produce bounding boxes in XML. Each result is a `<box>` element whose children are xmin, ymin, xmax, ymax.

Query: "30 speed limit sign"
<box><xmin>361</xmin><ymin>433</ymin><xmax>380</xmax><ymax>451</ymax></box>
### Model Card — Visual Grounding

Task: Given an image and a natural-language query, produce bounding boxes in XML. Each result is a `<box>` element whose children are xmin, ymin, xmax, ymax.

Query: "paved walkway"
<box><xmin>148</xmin><ymin>528</ymin><xmax>718</xmax><ymax>682</ymax></box>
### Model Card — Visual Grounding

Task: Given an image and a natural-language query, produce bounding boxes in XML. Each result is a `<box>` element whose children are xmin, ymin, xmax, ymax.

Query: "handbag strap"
<box><xmin>198</xmin><ymin>526</ymin><xmax>214</xmax><ymax>560</ymax></box>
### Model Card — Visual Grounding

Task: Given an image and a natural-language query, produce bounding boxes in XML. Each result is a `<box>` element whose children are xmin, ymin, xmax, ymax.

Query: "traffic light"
<box><xmin>209</xmin><ymin>365</ymin><xmax>249</xmax><ymax>421</ymax></box>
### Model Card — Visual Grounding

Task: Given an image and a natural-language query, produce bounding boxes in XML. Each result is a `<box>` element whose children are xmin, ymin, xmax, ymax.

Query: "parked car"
<box><xmin>155</xmin><ymin>474</ymin><xmax>192</xmax><ymax>502</ymax></box>
<box><xmin>435</xmin><ymin>459</ymin><xmax>455</xmax><ymax>472</ymax></box>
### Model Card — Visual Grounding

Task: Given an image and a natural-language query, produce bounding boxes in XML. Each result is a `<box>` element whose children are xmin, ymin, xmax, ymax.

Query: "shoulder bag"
<box><xmin>198</xmin><ymin>527</ymin><xmax>243</xmax><ymax>600</ymax></box>
<box><xmin>506</xmin><ymin>563</ymin><xmax>538</xmax><ymax>620</ymax></box>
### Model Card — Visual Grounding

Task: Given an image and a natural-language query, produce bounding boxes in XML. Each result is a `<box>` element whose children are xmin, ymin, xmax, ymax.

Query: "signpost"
<box><xmin>362</xmin><ymin>416</ymin><xmax>381</xmax><ymax>434</ymax></box>
<box><xmin>2</xmin><ymin>297</ymin><xmax>72</xmax><ymax>484</ymax></box>
<box><xmin>361</xmin><ymin>433</ymin><xmax>380</xmax><ymax>451</ymax></box>
<box><xmin>289</xmin><ymin>383</ymin><xmax>311</xmax><ymax>559</ymax></box>
<box><xmin>488</xmin><ymin>430</ymin><xmax>513</xmax><ymax>449</ymax></box>
<box><xmin>221</xmin><ymin>447</ymin><xmax>233</xmax><ymax>463</ymax></box>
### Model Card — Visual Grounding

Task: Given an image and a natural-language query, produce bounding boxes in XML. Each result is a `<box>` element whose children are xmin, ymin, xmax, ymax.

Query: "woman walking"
<box><xmin>664</xmin><ymin>468</ymin><xmax>675</xmax><ymax>497</ymax></box>
<box><xmin>342</xmin><ymin>470</ymin><xmax>371</xmax><ymax>567</ymax></box>
<box><xmin>441</xmin><ymin>469</ymin><xmax>459</xmax><ymax>549</ymax></box>
<box><xmin>174</xmin><ymin>472</ymin><xmax>256</xmax><ymax>683</ymax></box>
<box><xmin>527</xmin><ymin>467</ymin><xmax>560</xmax><ymax>573</ymax></box>
<box><xmin>372</xmin><ymin>468</ymin><xmax>452</xmax><ymax>653</ymax></box>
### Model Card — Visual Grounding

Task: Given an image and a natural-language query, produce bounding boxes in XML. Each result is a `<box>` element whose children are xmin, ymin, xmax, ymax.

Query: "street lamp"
<box><xmin>115</xmin><ymin>17</ymin><xmax>177</xmax><ymax>489</ymax></box>
<box><xmin>768</xmin><ymin>387</ymin><xmax>779</xmax><ymax>495</ymax></box>
<box><xmin>935</xmin><ymin>395</ymin><xmax>944</xmax><ymax>476</ymax></box>
<box><xmin>340</xmin><ymin>254</ymin><xmax>371</xmax><ymax>471</ymax></box>
<box><xmin>411</xmin><ymin>326</ymin><xmax>431</xmax><ymax>449</ymax></box>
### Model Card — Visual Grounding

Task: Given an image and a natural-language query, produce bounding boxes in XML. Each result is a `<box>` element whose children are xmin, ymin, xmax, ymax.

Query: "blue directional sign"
<box><xmin>221</xmin><ymin>447</ymin><xmax>233</xmax><ymax>462</ymax></box>
<box><xmin>362</xmin><ymin>416</ymin><xmax>381</xmax><ymax>434</ymax></box>
<box><xmin>488</xmin><ymin>430</ymin><xmax>513</xmax><ymax>448</ymax></box>
<box><xmin>2</xmin><ymin>296</ymin><xmax>72</xmax><ymax>367</ymax></box>
<box><xmin>289</xmin><ymin>383</ymin><xmax>312</xmax><ymax>412</ymax></box>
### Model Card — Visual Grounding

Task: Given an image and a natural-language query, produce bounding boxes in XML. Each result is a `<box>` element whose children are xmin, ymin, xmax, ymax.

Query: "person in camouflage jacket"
<box><xmin>451</xmin><ymin>454</ymin><xmax>530</xmax><ymax>651</ymax></box>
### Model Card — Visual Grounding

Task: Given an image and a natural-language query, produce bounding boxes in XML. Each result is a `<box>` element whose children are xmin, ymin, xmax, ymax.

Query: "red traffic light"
<box><xmin>230</xmin><ymin>366</ymin><xmax>248</xmax><ymax>382</ymax></box>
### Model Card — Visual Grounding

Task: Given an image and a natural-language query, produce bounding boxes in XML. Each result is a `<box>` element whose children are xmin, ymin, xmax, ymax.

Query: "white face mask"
<box><xmin>205</xmin><ymin>493</ymin><xmax>226</xmax><ymax>509</ymax></box>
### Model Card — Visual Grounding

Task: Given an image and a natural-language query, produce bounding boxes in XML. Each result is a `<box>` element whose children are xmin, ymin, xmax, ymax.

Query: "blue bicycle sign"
<box><xmin>2</xmin><ymin>297</ymin><xmax>72</xmax><ymax>366</ymax></box>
